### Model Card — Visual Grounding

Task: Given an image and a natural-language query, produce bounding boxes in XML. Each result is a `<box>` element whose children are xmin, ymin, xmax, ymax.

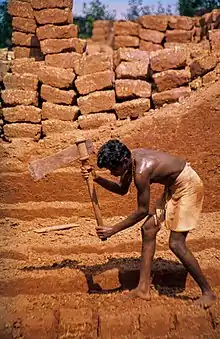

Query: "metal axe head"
<box><xmin>29</xmin><ymin>139</ymin><xmax>94</xmax><ymax>181</ymax></box>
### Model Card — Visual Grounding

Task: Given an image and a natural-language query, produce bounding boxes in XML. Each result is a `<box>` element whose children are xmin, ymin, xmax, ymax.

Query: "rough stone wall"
<box><xmin>0</xmin><ymin>4</ymin><xmax>220</xmax><ymax>140</ymax></box>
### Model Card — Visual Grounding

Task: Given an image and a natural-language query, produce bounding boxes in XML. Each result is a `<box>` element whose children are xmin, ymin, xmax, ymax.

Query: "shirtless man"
<box><xmin>82</xmin><ymin>139</ymin><xmax>216</xmax><ymax>308</ymax></box>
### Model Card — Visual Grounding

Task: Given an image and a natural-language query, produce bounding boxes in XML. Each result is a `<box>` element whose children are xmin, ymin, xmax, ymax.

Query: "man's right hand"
<box><xmin>81</xmin><ymin>165</ymin><xmax>97</xmax><ymax>180</ymax></box>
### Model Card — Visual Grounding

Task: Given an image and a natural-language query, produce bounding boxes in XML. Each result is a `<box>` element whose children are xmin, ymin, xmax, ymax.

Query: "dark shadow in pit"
<box><xmin>22</xmin><ymin>257</ymin><xmax>188</xmax><ymax>298</ymax></box>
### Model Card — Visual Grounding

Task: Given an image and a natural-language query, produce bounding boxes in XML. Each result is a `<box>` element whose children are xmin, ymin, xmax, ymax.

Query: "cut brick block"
<box><xmin>114</xmin><ymin>35</ymin><xmax>139</xmax><ymax>49</ymax></box>
<box><xmin>190</xmin><ymin>55</ymin><xmax>218</xmax><ymax>78</ymax></box>
<box><xmin>3</xmin><ymin>123</ymin><xmax>41</xmax><ymax>140</ymax></box>
<box><xmin>14</xmin><ymin>46</ymin><xmax>44</xmax><ymax>60</ymax></box>
<box><xmin>138</xmin><ymin>15</ymin><xmax>168</xmax><ymax>31</ymax></box>
<box><xmin>93</xmin><ymin>20</ymin><xmax>112</xmax><ymax>29</ymax></box>
<box><xmin>8</xmin><ymin>1</ymin><xmax>34</xmax><ymax>19</ymax></box>
<box><xmin>42</xmin><ymin>102</ymin><xmax>79</xmax><ymax>121</ymax></box>
<box><xmin>139</xmin><ymin>28</ymin><xmax>164</xmax><ymax>44</ymax></box>
<box><xmin>37</xmin><ymin>24</ymin><xmax>78</xmax><ymax>40</ymax></box>
<box><xmin>114</xmin><ymin>48</ymin><xmax>149</xmax><ymax>67</ymax></box>
<box><xmin>2</xmin><ymin>106</ymin><xmax>41</xmax><ymax>123</ymax></box>
<box><xmin>77</xmin><ymin>90</ymin><xmax>116</xmax><ymax>114</ymax></box>
<box><xmin>42</xmin><ymin>119</ymin><xmax>78</xmax><ymax>135</ymax></box>
<box><xmin>115</xmin><ymin>98</ymin><xmax>150</xmax><ymax>119</ymax></box>
<box><xmin>168</xmin><ymin>16</ymin><xmax>194</xmax><ymax>30</ymax></box>
<box><xmin>153</xmin><ymin>69</ymin><xmax>191</xmax><ymax>92</ymax></box>
<box><xmin>165</xmin><ymin>30</ymin><xmax>193</xmax><ymax>43</ymax></box>
<box><xmin>19</xmin><ymin>310</ymin><xmax>58</xmax><ymax>339</ymax></box>
<box><xmin>0</xmin><ymin>60</ymin><xmax>10</xmax><ymax>76</ymax></box>
<box><xmin>38</xmin><ymin>66</ymin><xmax>75</xmax><ymax>88</ymax></box>
<box><xmin>175</xmin><ymin>308</ymin><xmax>212</xmax><ymax>337</ymax></box>
<box><xmin>31</xmin><ymin>0</ymin><xmax>72</xmax><ymax>9</ymax></box>
<box><xmin>11</xmin><ymin>58</ymin><xmax>45</xmax><ymax>75</ymax></box>
<box><xmin>3</xmin><ymin>72</ymin><xmax>38</xmax><ymax>91</ymax></box>
<box><xmin>203</xmin><ymin>68</ymin><xmax>219</xmax><ymax>84</ymax></box>
<box><xmin>78</xmin><ymin>112</ymin><xmax>116</xmax><ymax>130</ymax></box>
<box><xmin>115</xmin><ymin>79</ymin><xmax>151</xmax><ymax>98</ymax></box>
<box><xmin>12</xmin><ymin>32</ymin><xmax>40</xmax><ymax>47</ymax></box>
<box><xmin>12</xmin><ymin>17</ymin><xmax>37</xmax><ymax>34</ymax></box>
<box><xmin>2</xmin><ymin>89</ymin><xmax>38</xmax><ymax>106</ymax></box>
<box><xmin>59</xmin><ymin>308</ymin><xmax>97</xmax><ymax>339</ymax></box>
<box><xmin>74</xmin><ymin>53</ymin><xmax>113</xmax><ymax>76</ymax></box>
<box><xmin>34</xmin><ymin>8</ymin><xmax>72</xmax><ymax>25</ymax></box>
<box><xmin>92</xmin><ymin>35</ymin><xmax>106</xmax><ymax>43</ymax></box>
<box><xmin>93</xmin><ymin>268</ymin><xmax>121</xmax><ymax>290</ymax></box>
<box><xmin>140</xmin><ymin>306</ymin><xmax>172</xmax><ymax>337</ymax></box>
<box><xmin>92</xmin><ymin>27</ymin><xmax>109</xmax><ymax>36</ymax></box>
<box><xmin>75</xmin><ymin>70</ymin><xmax>115</xmax><ymax>95</ymax></box>
<box><xmin>152</xmin><ymin>86</ymin><xmax>191</xmax><ymax>107</ymax></box>
<box><xmin>40</xmin><ymin>38</ymin><xmax>86</xmax><ymax>54</ymax></box>
<box><xmin>209</xmin><ymin>29</ymin><xmax>220</xmax><ymax>51</ymax></box>
<box><xmin>116</xmin><ymin>61</ymin><xmax>150</xmax><ymax>79</ymax></box>
<box><xmin>99</xmin><ymin>309</ymin><xmax>139</xmax><ymax>339</ymax></box>
<box><xmin>140</xmin><ymin>40</ymin><xmax>163</xmax><ymax>52</ymax></box>
<box><xmin>45</xmin><ymin>52</ymin><xmax>81</xmax><ymax>68</ymax></box>
<box><xmin>113</xmin><ymin>21</ymin><xmax>140</xmax><ymax>36</ymax></box>
<box><xmin>41</xmin><ymin>85</ymin><xmax>76</xmax><ymax>104</ymax></box>
<box><xmin>150</xmin><ymin>48</ymin><xmax>187</xmax><ymax>72</ymax></box>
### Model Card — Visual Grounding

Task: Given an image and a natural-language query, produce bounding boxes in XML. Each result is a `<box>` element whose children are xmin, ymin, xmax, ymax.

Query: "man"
<box><xmin>82</xmin><ymin>139</ymin><xmax>216</xmax><ymax>308</ymax></box>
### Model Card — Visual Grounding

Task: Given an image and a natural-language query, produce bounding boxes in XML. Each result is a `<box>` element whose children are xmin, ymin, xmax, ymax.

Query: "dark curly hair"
<box><xmin>97</xmin><ymin>139</ymin><xmax>131</xmax><ymax>170</ymax></box>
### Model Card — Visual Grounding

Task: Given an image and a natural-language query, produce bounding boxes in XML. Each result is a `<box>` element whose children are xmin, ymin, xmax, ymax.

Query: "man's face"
<box><xmin>109</xmin><ymin>163</ymin><xmax>128</xmax><ymax>177</ymax></box>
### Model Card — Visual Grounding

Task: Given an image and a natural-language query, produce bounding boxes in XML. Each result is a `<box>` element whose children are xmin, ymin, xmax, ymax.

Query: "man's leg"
<box><xmin>127</xmin><ymin>216</ymin><xmax>160</xmax><ymax>300</ymax></box>
<box><xmin>169</xmin><ymin>231</ymin><xmax>216</xmax><ymax>307</ymax></box>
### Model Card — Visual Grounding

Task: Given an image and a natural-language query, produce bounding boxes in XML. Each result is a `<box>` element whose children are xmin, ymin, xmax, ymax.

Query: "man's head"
<box><xmin>97</xmin><ymin>139</ymin><xmax>131</xmax><ymax>177</ymax></box>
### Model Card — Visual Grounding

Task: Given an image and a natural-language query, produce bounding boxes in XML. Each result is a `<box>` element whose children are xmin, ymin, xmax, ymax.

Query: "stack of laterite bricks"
<box><xmin>151</xmin><ymin>48</ymin><xmax>191</xmax><ymax>108</ymax></box>
<box><xmin>165</xmin><ymin>16</ymin><xmax>194</xmax><ymax>44</ymax></box>
<box><xmin>75</xmin><ymin>53</ymin><xmax>117</xmax><ymax>129</ymax></box>
<box><xmin>2</xmin><ymin>0</ymin><xmax>42</xmax><ymax>140</ymax></box>
<box><xmin>92</xmin><ymin>20</ymin><xmax>113</xmax><ymax>45</ymax></box>
<box><xmin>1</xmin><ymin>57</ymin><xmax>41</xmax><ymax>140</ymax></box>
<box><xmin>8</xmin><ymin>0</ymin><xmax>42</xmax><ymax>60</ymax></box>
<box><xmin>114</xmin><ymin>47</ymin><xmax>152</xmax><ymax>119</ymax></box>
<box><xmin>113</xmin><ymin>21</ymin><xmax>140</xmax><ymax>50</ymax></box>
<box><xmin>33</xmin><ymin>0</ymin><xmax>85</xmax><ymax>137</ymax></box>
<box><xmin>138</xmin><ymin>15</ymin><xmax>166</xmax><ymax>52</ymax></box>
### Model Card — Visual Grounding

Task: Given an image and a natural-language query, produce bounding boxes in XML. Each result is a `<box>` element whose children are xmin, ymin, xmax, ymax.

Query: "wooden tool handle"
<box><xmin>76</xmin><ymin>139</ymin><xmax>106</xmax><ymax>241</ymax></box>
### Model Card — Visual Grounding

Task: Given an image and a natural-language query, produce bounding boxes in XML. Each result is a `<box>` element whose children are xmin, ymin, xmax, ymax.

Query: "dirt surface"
<box><xmin>0</xmin><ymin>82</ymin><xmax>220</xmax><ymax>338</ymax></box>
<box><xmin>0</xmin><ymin>212</ymin><xmax>220</xmax><ymax>338</ymax></box>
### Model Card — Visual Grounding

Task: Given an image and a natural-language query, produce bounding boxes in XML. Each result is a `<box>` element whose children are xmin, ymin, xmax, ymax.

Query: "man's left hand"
<box><xmin>96</xmin><ymin>226</ymin><xmax>115</xmax><ymax>240</ymax></box>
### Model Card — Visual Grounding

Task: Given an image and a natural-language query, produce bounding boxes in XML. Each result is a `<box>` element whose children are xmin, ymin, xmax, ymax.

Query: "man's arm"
<box><xmin>96</xmin><ymin>173</ymin><xmax>150</xmax><ymax>239</ymax></box>
<box><xmin>94</xmin><ymin>170</ymin><xmax>132</xmax><ymax>196</ymax></box>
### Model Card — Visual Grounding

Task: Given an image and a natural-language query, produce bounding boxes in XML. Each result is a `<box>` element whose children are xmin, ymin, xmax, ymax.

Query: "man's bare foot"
<box><xmin>122</xmin><ymin>288</ymin><xmax>151</xmax><ymax>301</ymax></box>
<box><xmin>194</xmin><ymin>293</ymin><xmax>216</xmax><ymax>309</ymax></box>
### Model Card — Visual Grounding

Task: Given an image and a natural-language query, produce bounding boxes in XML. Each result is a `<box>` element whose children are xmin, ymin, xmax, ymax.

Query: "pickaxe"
<box><xmin>29</xmin><ymin>138</ymin><xmax>106</xmax><ymax>240</ymax></box>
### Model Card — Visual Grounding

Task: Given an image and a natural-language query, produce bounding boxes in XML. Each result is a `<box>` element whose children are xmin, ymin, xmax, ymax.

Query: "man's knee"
<box><xmin>141</xmin><ymin>216</ymin><xmax>159</xmax><ymax>240</ymax></box>
<box><xmin>169</xmin><ymin>232</ymin><xmax>187</xmax><ymax>254</ymax></box>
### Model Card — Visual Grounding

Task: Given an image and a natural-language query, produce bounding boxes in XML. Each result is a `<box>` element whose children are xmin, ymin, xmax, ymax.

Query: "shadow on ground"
<box><xmin>22</xmin><ymin>257</ymin><xmax>188</xmax><ymax>298</ymax></box>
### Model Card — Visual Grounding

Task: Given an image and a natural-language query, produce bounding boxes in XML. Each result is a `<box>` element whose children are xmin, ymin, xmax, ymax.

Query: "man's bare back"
<box><xmin>132</xmin><ymin>148</ymin><xmax>186</xmax><ymax>187</ymax></box>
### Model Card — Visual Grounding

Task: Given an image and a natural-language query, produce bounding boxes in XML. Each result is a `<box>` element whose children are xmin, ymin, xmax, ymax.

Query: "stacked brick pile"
<box><xmin>0</xmin><ymin>50</ymin><xmax>11</xmax><ymax>138</ymax></box>
<box><xmin>1</xmin><ymin>58</ymin><xmax>41</xmax><ymax>140</ymax></box>
<box><xmin>138</xmin><ymin>15</ymin><xmax>166</xmax><ymax>52</ymax></box>
<box><xmin>114</xmin><ymin>48</ymin><xmax>152</xmax><ymax>118</ymax></box>
<box><xmin>165</xmin><ymin>16</ymin><xmax>194</xmax><ymax>44</ymax></box>
<box><xmin>207</xmin><ymin>9</ymin><xmax>220</xmax><ymax>53</ymax></box>
<box><xmin>92</xmin><ymin>9</ymin><xmax>220</xmax><ymax>51</ymax></box>
<box><xmin>8</xmin><ymin>0</ymin><xmax>42</xmax><ymax>60</ymax></box>
<box><xmin>75</xmin><ymin>53</ymin><xmax>116</xmax><ymax>129</ymax></box>
<box><xmin>1</xmin><ymin>0</ymin><xmax>88</xmax><ymax>139</ymax></box>
<box><xmin>151</xmin><ymin>48</ymin><xmax>191</xmax><ymax>108</ymax></box>
<box><xmin>32</xmin><ymin>0</ymin><xmax>85</xmax><ymax>137</ymax></box>
<box><xmin>113</xmin><ymin>21</ymin><xmax>140</xmax><ymax>49</ymax></box>
<box><xmin>92</xmin><ymin>20</ymin><xmax>114</xmax><ymax>45</ymax></box>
